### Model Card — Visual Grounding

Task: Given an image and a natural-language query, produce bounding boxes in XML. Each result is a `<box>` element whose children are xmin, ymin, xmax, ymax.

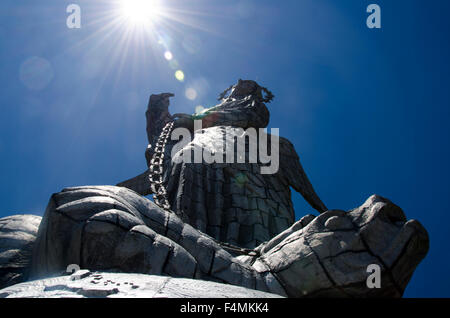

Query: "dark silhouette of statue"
<box><xmin>118</xmin><ymin>79</ymin><xmax>328</xmax><ymax>249</ymax></box>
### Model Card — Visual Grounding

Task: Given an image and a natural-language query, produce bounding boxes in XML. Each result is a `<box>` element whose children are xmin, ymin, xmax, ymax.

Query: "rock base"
<box><xmin>0</xmin><ymin>271</ymin><xmax>282</xmax><ymax>298</ymax></box>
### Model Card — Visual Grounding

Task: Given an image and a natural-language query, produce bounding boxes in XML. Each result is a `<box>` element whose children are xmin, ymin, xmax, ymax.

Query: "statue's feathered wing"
<box><xmin>278</xmin><ymin>137</ymin><xmax>327</xmax><ymax>213</ymax></box>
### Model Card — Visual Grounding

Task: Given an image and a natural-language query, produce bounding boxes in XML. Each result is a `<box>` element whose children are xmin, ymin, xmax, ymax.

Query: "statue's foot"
<box><xmin>256</xmin><ymin>195</ymin><xmax>429</xmax><ymax>297</ymax></box>
<box><xmin>30</xmin><ymin>186</ymin><xmax>199</xmax><ymax>279</ymax></box>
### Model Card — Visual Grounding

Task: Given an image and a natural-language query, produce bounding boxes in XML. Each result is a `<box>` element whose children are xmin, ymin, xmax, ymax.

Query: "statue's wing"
<box><xmin>116</xmin><ymin>170</ymin><xmax>152</xmax><ymax>196</ymax></box>
<box><xmin>279</xmin><ymin>137</ymin><xmax>328</xmax><ymax>213</ymax></box>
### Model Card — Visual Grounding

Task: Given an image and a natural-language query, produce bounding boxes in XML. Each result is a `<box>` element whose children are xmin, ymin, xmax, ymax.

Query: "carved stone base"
<box><xmin>6</xmin><ymin>186</ymin><xmax>426</xmax><ymax>298</ymax></box>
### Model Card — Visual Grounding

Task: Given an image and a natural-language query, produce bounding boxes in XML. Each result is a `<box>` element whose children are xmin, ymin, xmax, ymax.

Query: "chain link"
<box><xmin>148</xmin><ymin>121</ymin><xmax>174</xmax><ymax>211</ymax></box>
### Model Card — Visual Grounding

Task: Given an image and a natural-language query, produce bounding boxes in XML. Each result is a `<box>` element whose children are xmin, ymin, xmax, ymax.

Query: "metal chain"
<box><xmin>217</xmin><ymin>241</ymin><xmax>260</xmax><ymax>258</ymax></box>
<box><xmin>148</xmin><ymin>121</ymin><xmax>174</xmax><ymax>211</ymax></box>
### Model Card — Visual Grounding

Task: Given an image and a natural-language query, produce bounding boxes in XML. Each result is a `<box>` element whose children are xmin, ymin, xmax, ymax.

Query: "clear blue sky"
<box><xmin>1</xmin><ymin>0</ymin><xmax>449</xmax><ymax>297</ymax></box>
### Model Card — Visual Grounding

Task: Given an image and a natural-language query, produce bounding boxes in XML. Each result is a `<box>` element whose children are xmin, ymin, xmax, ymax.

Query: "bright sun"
<box><xmin>120</xmin><ymin>0</ymin><xmax>162</xmax><ymax>25</ymax></box>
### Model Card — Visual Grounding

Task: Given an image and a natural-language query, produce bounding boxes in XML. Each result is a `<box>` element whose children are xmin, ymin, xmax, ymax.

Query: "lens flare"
<box><xmin>195</xmin><ymin>105</ymin><xmax>205</xmax><ymax>114</ymax></box>
<box><xmin>19</xmin><ymin>56</ymin><xmax>54</xmax><ymax>91</ymax></box>
<box><xmin>185</xmin><ymin>88</ymin><xmax>197</xmax><ymax>100</ymax></box>
<box><xmin>164</xmin><ymin>51</ymin><xmax>173</xmax><ymax>60</ymax></box>
<box><xmin>175</xmin><ymin>70</ymin><xmax>185</xmax><ymax>81</ymax></box>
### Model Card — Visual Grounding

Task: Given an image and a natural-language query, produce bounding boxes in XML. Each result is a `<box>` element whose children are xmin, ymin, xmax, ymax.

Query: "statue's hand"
<box><xmin>148</xmin><ymin>92</ymin><xmax>174</xmax><ymax>110</ymax></box>
<box><xmin>172</xmin><ymin>113</ymin><xmax>192</xmax><ymax>119</ymax></box>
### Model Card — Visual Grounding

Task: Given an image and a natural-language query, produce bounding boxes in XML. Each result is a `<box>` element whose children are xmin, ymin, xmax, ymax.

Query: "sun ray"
<box><xmin>52</xmin><ymin>0</ymin><xmax>245</xmax><ymax>112</ymax></box>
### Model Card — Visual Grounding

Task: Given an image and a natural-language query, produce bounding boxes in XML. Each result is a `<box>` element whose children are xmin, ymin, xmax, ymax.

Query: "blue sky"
<box><xmin>1</xmin><ymin>0</ymin><xmax>449</xmax><ymax>297</ymax></box>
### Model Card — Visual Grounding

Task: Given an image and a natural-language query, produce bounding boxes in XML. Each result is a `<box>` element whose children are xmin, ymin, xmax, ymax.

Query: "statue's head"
<box><xmin>229</xmin><ymin>79</ymin><xmax>261</xmax><ymax>99</ymax></box>
<box><xmin>219</xmin><ymin>79</ymin><xmax>274</xmax><ymax>103</ymax></box>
